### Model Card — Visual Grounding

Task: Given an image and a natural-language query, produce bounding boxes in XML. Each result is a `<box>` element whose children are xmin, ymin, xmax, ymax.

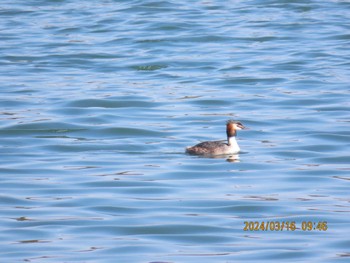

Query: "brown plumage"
<box><xmin>186</xmin><ymin>120</ymin><xmax>246</xmax><ymax>156</ymax></box>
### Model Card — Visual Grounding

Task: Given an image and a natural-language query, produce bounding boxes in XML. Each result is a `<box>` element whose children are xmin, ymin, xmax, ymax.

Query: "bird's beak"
<box><xmin>238</xmin><ymin>123</ymin><xmax>247</xmax><ymax>130</ymax></box>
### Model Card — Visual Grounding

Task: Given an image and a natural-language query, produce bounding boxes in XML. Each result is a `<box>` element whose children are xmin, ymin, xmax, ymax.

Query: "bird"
<box><xmin>186</xmin><ymin>120</ymin><xmax>246</xmax><ymax>155</ymax></box>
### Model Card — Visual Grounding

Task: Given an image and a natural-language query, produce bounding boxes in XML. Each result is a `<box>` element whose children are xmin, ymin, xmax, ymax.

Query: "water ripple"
<box><xmin>0</xmin><ymin>0</ymin><xmax>349</xmax><ymax>262</ymax></box>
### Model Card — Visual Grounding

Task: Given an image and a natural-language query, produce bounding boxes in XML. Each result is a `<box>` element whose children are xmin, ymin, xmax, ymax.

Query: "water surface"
<box><xmin>0</xmin><ymin>0</ymin><xmax>350</xmax><ymax>262</ymax></box>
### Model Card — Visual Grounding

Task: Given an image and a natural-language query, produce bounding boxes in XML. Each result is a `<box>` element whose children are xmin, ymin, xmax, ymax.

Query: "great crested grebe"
<box><xmin>186</xmin><ymin>120</ymin><xmax>246</xmax><ymax>155</ymax></box>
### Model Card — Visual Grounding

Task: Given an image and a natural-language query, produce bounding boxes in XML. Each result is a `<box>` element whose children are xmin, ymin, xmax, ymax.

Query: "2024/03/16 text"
<box><xmin>243</xmin><ymin>221</ymin><xmax>328</xmax><ymax>231</ymax></box>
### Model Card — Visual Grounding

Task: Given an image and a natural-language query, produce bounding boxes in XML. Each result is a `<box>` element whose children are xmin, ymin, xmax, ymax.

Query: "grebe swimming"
<box><xmin>186</xmin><ymin>120</ymin><xmax>246</xmax><ymax>155</ymax></box>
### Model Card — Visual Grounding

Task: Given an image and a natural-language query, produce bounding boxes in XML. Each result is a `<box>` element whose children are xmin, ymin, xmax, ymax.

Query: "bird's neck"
<box><xmin>227</xmin><ymin>136</ymin><xmax>237</xmax><ymax>146</ymax></box>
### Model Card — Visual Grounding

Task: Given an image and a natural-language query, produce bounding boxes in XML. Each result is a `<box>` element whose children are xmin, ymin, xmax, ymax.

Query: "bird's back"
<box><xmin>186</xmin><ymin>140</ymin><xmax>227</xmax><ymax>155</ymax></box>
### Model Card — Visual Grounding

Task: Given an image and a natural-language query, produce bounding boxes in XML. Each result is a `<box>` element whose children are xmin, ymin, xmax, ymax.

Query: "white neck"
<box><xmin>227</xmin><ymin>135</ymin><xmax>236</xmax><ymax>145</ymax></box>
<box><xmin>228</xmin><ymin>136</ymin><xmax>240</xmax><ymax>151</ymax></box>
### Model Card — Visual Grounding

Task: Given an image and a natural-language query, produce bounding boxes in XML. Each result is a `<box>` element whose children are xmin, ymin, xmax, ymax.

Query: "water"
<box><xmin>1</xmin><ymin>1</ymin><xmax>350</xmax><ymax>262</ymax></box>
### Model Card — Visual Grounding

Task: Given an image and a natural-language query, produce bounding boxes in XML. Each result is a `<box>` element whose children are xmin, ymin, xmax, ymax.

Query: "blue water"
<box><xmin>1</xmin><ymin>1</ymin><xmax>350</xmax><ymax>262</ymax></box>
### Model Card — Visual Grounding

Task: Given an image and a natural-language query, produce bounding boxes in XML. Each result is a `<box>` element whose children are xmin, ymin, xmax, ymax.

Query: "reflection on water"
<box><xmin>196</xmin><ymin>153</ymin><xmax>241</xmax><ymax>163</ymax></box>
